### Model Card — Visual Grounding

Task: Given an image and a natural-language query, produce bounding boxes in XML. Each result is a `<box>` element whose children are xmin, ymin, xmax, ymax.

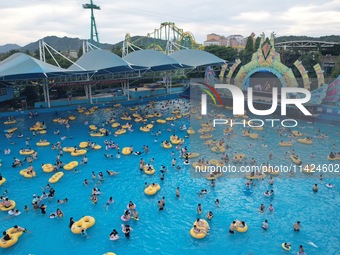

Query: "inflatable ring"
<box><xmin>190</xmin><ymin>219</ymin><xmax>209</xmax><ymax>239</ymax></box>
<box><xmin>140</xmin><ymin>127</ymin><xmax>151</xmax><ymax>132</ymax></box>
<box><xmin>233</xmin><ymin>153</ymin><xmax>245</xmax><ymax>162</ymax></box>
<box><xmin>71</xmin><ymin>216</ymin><xmax>95</xmax><ymax>234</ymax></box>
<box><xmin>89</xmin><ymin>125</ymin><xmax>97</xmax><ymax>131</ymax></box>
<box><xmin>0</xmin><ymin>200</ymin><xmax>16</xmax><ymax>211</ymax></box>
<box><xmin>4</xmin><ymin>120</ymin><xmax>16</xmax><ymax>125</ymax></box>
<box><xmin>249</xmin><ymin>133</ymin><xmax>258</xmax><ymax>139</ymax></box>
<box><xmin>19</xmin><ymin>149</ymin><xmax>35</xmax><ymax>155</ymax></box>
<box><xmin>297</xmin><ymin>138</ymin><xmax>313</xmax><ymax>145</ymax></box>
<box><xmin>187</xmin><ymin>129</ymin><xmax>195</xmax><ymax>135</ymax></box>
<box><xmin>111</xmin><ymin>123</ymin><xmax>120</xmax><ymax>128</ymax></box>
<box><xmin>5</xmin><ymin>127</ymin><xmax>18</xmax><ymax>133</ymax></box>
<box><xmin>234</xmin><ymin>220</ymin><xmax>248</xmax><ymax>232</ymax></box>
<box><xmin>49</xmin><ymin>172</ymin><xmax>64</xmax><ymax>183</ymax></box>
<box><xmin>79</xmin><ymin>142</ymin><xmax>88</xmax><ymax>148</ymax></box>
<box><xmin>281</xmin><ymin>243</ymin><xmax>291</xmax><ymax>251</ymax></box>
<box><xmin>156</xmin><ymin>119</ymin><xmax>166</xmax><ymax>124</ymax></box>
<box><xmin>162</xmin><ymin>142</ymin><xmax>172</xmax><ymax>149</ymax></box>
<box><xmin>115</xmin><ymin>129</ymin><xmax>126</xmax><ymax>135</ymax></box>
<box><xmin>63</xmin><ymin>147</ymin><xmax>74</xmax><ymax>153</ymax></box>
<box><xmin>326</xmin><ymin>183</ymin><xmax>334</xmax><ymax>188</ymax></box>
<box><xmin>20</xmin><ymin>169</ymin><xmax>36</xmax><ymax>178</ymax></box>
<box><xmin>292</xmin><ymin>130</ymin><xmax>303</xmax><ymax>137</ymax></box>
<box><xmin>290</xmin><ymin>155</ymin><xmax>302</xmax><ymax>165</ymax></box>
<box><xmin>200</xmin><ymin>134</ymin><xmax>213</xmax><ymax>139</ymax></box>
<box><xmin>182</xmin><ymin>152</ymin><xmax>200</xmax><ymax>159</ymax></box>
<box><xmin>0</xmin><ymin>177</ymin><xmax>6</xmax><ymax>186</ymax></box>
<box><xmin>279</xmin><ymin>141</ymin><xmax>293</xmax><ymax>147</ymax></box>
<box><xmin>36</xmin><ymin>142</ymin><xmax>50</xmax><ymax>146</ymax></box>
<box><xmin>122</xmin><ymin>147</ymin><xmax>132</xmax><ymax>155</ymax></box>
<box><xmin>90</xmin><ymin>132</ymin><xmax>104</xmax><ymax>137</ymax></box>
<box><xmin>42</xmin><ymin>164</ymin><xmax>54</xmax><ymax>173</ymax></box>
<box><xmin>144</xmin><ymin>184</ymin><xmax>160</xmax><ymax>195</ymax></box>
<box><xmin>71</xmin><ymin>149</ymin><xmax>87</xmax><ymax>156</ymax></box>
<box><xmin>143</xmin><ymin>165</ymin><xmax>155</xmax><ymax>175</ymax></box>
<box><xmin>63</xmin><ymin>161</ymin><xmax>79</xmax><ymax>171</ymax></box>
<box><xmin>327</xmin><ymin>155</ymin><xmax>340</xmax><ymax>161</ymax></box>
<box><xmin>0</xmin><ymin>227</ymin><xmax>24</xmax><ymax>248</ymax></box>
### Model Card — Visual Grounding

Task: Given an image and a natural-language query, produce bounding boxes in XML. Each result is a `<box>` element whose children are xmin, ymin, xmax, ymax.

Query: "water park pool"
<box><xmin>0</xmin><ymin>98</ymin><xmax>339</xmax><ymax>255</ymax></box>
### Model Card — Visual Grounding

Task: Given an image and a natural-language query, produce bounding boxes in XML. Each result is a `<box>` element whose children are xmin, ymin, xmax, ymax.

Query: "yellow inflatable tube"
<box><xmin>122</xmin><ymin>147</ymin><xmax>132</xmax><ymax>155</ymax></box>
<box><xmin>63</xmin><ymin>147</ymin><xmax>74</xmax><ymax>153</ymax></box>
<box><xmin>64</xmin><ymin>161</ymin><xmax>79</xmax><ymax>171</ymax></box>
<box><xmin>234</xmin><ymin>220</ymin><xmax>248</xmax><ymax>232</ymax></box>
<box><xmin>190</xmin><ymin>219</ymin><xmax>209</xmax><ymax>239</ymax></box>
<box><xmin>19</xmin><ymin>149</ymin><xmax>35</xmax><ymax>155</ymax></box>
<box><xmin>36</xmin><ymin>142</ymin><xmax>50</xmax><ymax>146</ymax></box>
<box><xmin>42</xmin><ymin>164</ymin><xmax>54</xmax><ymax>173</ymax></box>
<box><xmin>0</xmin><ymin>200</ymin><xmax>16</xmax><ymax>211</ymax></box>
<box><xmin>71</xmin><ymin>216</ymin><xmax>95</xmax><ymax>234</ymax></box>
<box><xmin>143</xmin><ymin>165</ymin><xmax>155</xmax><ymax>175</ymax></box>
<box><xmin>0</xmin><ymin>227</ymin><xmax>23</xmax><ymax>248</ymax></box>
<box><xmin>115</xmin><ymin>129</ymin><xmax>126</xmax><ymax>135</ymax></box>
<box><xmin>0</xmin><ymin>177</ymin><xmax>6</xmax><ymax>186</ymax></box>
<box><xmin>20</xmin><ymin>169</ymin><xmax>36</xmax><ymax>178</ymax></box>
<box><xmin>79</xmin><ymin>142</ymin><xmax>88</xmax><ymax>148</ymax></box>
<box><xmin>49</xmin><ymin>172</ymin><xmax>64</xmax><ymax>183</ymax></box>
<box><xmin>71</xmin><ymin>149</ymin><xmax>87</xmax><ymax>156</ymax></box>
<box><xmin>144</xmin><ymin>184</ymin><xmax>160</xmax><ymax>195</ymax></box>
<box><xmin>162</xmin><ymin>142</ymin><xmax>172</xmax><ymax>149</ymax></box>
<box><xmin>279</xmin><ymin>141</ymin><xmax>292</xmax><ymax>147</ymax></box>
<box><xmin>297</xmin><ymin>138</ymin><xmax>313</xmax><ymax>145</ymax></box>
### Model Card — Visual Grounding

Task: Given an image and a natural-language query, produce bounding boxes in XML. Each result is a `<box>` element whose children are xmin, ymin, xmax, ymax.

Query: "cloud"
<box><xmin>0</xmin><ymin>0</ymin><xmax>339</xmax><ymax>46</ymax></box>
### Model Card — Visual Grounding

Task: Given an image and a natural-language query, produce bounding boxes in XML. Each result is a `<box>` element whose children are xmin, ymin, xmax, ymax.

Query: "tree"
<box><xmin>21</xmin><ymin>85</ymin><xmax>39</xmax><ymax>106</ymax></box>
<box><xmin>203</xmin><ymin>45</ymin><xmax>238</xmax><ymax>62</ymax></box>
<box><xmin>78</xmin><ymin>47</ymin><xmax>83</xmax><ymax>58</ymax></box>
<box><xmin>112</xmin><ymin>46</ymin><xmax>122</xmax><ymax>57</ymax></box>
<box><xmin>331</xmin><ymin>57</ymin><xmax>340</xmax><ymax>78</ymax></box>
<box><xmin>254</xmin><ymin>37</ymin><xmax>261</xmax><ymax>50</ymax></box>
<box><xmin>245</xmin><ymin>36</ymin><xmax>254</xmax><ymax>53</ymax></box>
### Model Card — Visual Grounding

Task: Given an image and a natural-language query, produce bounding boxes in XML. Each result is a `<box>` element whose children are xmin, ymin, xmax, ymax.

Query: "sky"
<box><xmin>1</xmin><ymin>0</ymin><xmax>340</xmax><ymax>46</ymax></box>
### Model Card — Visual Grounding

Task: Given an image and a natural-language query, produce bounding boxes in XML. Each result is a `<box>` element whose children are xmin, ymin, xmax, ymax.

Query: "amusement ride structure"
<box><xmin>122</xmin><ymin>22</ymin><xmax>201</xmax><ymax>56</ymax></box>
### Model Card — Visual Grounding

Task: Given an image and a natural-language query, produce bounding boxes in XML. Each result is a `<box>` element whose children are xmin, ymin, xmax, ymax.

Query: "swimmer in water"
<box><xmin>293</xmin><ymin>221</ymin><xmax>301</xmax><ymax>231</ymax></box>
<box><xmin>197</xmin><ymin>204</ymin><xmax>202</xmax><ymax>214</ymax></box>
<box><xmin>176</xmin><ymin>187</ymin><xmax>180</xmax><ymax>198</ymax></box>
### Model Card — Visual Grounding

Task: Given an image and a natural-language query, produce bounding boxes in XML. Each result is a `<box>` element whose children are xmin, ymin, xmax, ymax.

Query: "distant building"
<box><xmin>204</xmin><ymin>33</ymin><xmax>227</xmax><ymax>46</ymax></box>
<box><xmin>204</xmin><ymin>33</ymin><xmax>245</xmax><ymax>48</ymax></box>
<box><xmin>68</xmin><ymin>51</ymin><xmax>78</xmax><ymax>59</ymax></box>
<box><xmin>226</xmin><ymin>35</ymin><xmax>245</xmax><ymax>47</ymax></box>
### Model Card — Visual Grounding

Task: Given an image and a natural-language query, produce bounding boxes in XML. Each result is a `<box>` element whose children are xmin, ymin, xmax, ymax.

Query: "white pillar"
<box><xmin>89</xmin><ymin>85</ymin><xmax>93</xmax><ymax>104</ymax></box>
<box><xmin>127</xmin><ymin>81</ymin><xmax>130</xmax><ymax>101</ymax></box>
<box><xmin>46</xmin><ymin>82</ymin><xmax>51</xmax><ymax>108</ymax></box>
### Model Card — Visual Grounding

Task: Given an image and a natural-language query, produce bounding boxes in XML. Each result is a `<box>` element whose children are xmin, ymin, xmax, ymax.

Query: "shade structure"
<box><xmin>123</xmin><ymin>49</ymin><xmax>184</xmax><ymax>71</ymax></box>
<box><xmin>170</xmin><ymin>49</ymin><xmax>226</xmax><ymax>68</ymax></box>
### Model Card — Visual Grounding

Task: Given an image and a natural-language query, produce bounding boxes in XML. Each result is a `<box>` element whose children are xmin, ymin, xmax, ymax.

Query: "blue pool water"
<box><xmin>0</xmin><ymin>99</ymin><xmax>339</xmax><ymax>255</ymax></box>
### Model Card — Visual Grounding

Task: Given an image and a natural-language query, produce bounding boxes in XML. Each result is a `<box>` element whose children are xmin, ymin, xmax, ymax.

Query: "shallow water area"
<box><xmin>0</xmin><ymin>99</ymin><xmax>338</xmax><ymax>255</ymax></box>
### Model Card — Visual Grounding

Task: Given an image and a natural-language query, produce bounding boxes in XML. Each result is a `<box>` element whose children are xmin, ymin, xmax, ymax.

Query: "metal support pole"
<box><xmin>46</xmin><ymin>81</ymin><xmax>51</xmax><ymax>108</ymax></box>
<box><xmin>127</xmin><ymin>81</ymin><xmax>130</xmax><ymax>101</ymax></box>
<box><xmin>43</xmin><ymin>84</ymin><xmax>47</xmax><ymax>102</ymax></box>
<box><xmin>89</xmin><ymin>85</ymin><xmax>93</xmax><ymax>104</ymax></box>
<box><xmin>84</xmin><ymin>85</ymin><xmax>89</xmax><ymax>98</ymax></box>
<box><xmin>169</xmin><ymin>76</ymin><xmax>172</xmax><ymax>94</ymax></box>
